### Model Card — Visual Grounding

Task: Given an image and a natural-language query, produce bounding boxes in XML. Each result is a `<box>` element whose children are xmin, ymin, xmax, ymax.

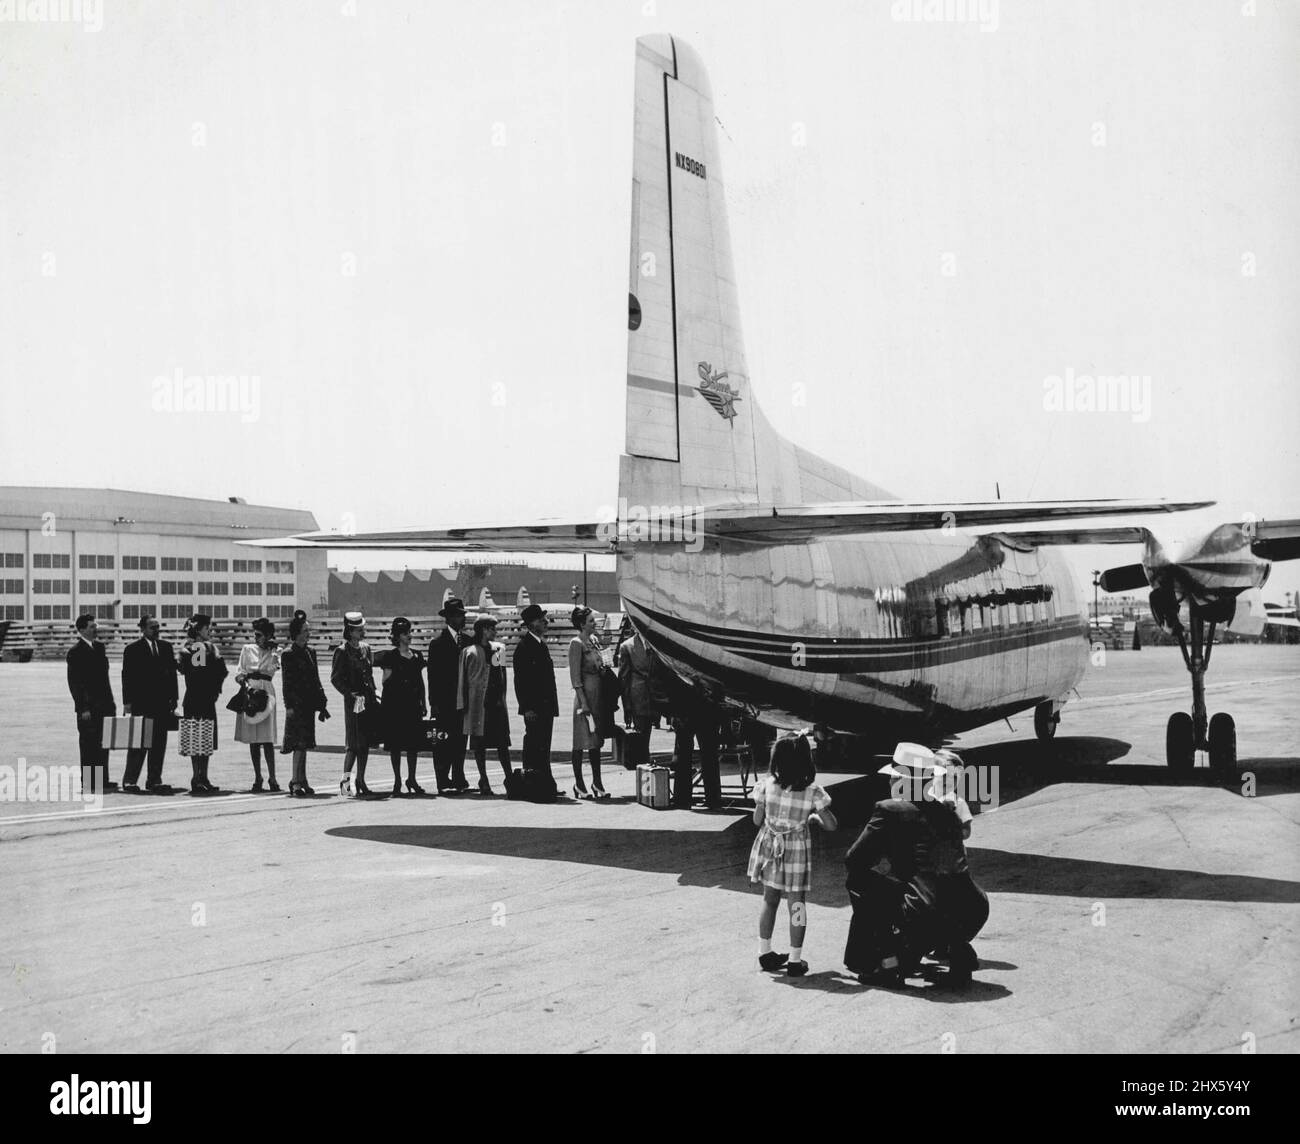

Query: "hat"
<box><xmin>520</xmin><ymin>603</ymin><xmax>546</xmax><ymax>624</ymax></box>
<box><xmin>390</xmin><ymin>616</ymin><xmax>412</xmax><ymax>643</ymax></box>
<box><xmin>342</xmin><ymin>610</ymin><xmax>366</xmax><ymax>631</ymax></box>
<box><xmin>288</xmin><ymin>609</ymin><xmax>309</xmax><ymax>638</ymax></box>
<box><xmin>438</xmin><ymin>596</ymin><xmax>466</xmax><ymax>618</ymax></box>
<box><xmin>473</xmin><ymin>615</ymin><xmax>498</xmax><ymax>637</ymax></box>
<box><xmin>877</xmin><ymin>742</ymin><xmax>945</xmax><ymax>780</ymax></box>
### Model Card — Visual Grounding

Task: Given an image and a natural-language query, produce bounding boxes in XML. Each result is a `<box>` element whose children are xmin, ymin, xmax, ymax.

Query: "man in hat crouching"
<box><xmin>428</xmin><ymin>597</ymin><xmax>472</xmax><ymax>793</ymax></box>
<box><xmin>843</xmin><ymin>743</ymin><xmax>989</xmax><ymax>987</ymax></box>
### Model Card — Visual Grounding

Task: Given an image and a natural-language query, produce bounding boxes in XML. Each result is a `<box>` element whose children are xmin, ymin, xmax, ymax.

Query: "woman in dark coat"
<box><xmin>177</xmin><ymin>613</ymin><xmax>228</xmax><ymax>795</ymax></box>
<box><xmin>331</xmin><ymin>610</ymin><xmax>377</xmax><ymax>797</ymax></box>
<box><xmin>281</xmin><ymin>610</ymin><xmax>330</xmax><ymax>796</ymax></box>
<box><xmin>376</xmin><ymin>616</ymin><xmax>428</xmax><ymax>797</ymax></box>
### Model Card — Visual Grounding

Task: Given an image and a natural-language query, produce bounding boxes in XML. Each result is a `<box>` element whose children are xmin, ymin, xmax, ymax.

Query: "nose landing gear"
<box><xmin>1164</xmin><ymin>613</ymin><xmax>1237</xmax><ymax>783</ymax></box>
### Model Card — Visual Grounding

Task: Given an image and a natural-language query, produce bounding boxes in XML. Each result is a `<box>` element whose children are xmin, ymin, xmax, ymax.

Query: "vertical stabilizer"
<box><xmin>622</xmin><ymin>35</ymin><xmax>892</xmax><ymax>514</ymax></box>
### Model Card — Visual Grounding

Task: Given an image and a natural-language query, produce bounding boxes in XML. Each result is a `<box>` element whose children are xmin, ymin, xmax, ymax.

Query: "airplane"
<box><xmin>251</xmin><ymin>34</ymin><xmax>1300</xmax><ymax>780</ymax></box>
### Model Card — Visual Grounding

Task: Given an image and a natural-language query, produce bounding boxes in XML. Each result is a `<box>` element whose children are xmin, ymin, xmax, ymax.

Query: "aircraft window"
<box><xmin>628</xmin><ymin>293</ymin><xmax>642</xmax><ymax>331</ymax></box>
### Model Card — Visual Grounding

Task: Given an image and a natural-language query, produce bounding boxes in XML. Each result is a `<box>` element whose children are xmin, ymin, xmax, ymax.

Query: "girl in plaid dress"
<box><xmin>748</xmin><ymin>735</ymin><xmax>837</xmax><ymax>976</ymax></box>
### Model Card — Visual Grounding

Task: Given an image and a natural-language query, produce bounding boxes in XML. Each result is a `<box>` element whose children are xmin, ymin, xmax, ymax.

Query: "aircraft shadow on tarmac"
<box><xmin>328</xmin><ymin>804</ymin><xmax>1300</xmax><ymax>908</ymax></box>
<box><xmin>828</xmin><ymin>737</ymin><xmax>1300</xmax><ymax>820</ymax></box>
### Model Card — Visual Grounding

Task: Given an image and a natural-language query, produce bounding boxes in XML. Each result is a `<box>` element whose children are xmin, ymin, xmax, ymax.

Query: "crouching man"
<box><xmin>843</xmin><ymin>743</ymin><xmax>989</xmax><ymax>988</ymax></box>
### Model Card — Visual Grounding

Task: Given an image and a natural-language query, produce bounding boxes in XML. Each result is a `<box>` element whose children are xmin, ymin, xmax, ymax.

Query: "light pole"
<box><xmin>1091</xmin><ymin>570</ymin><xmax>1101</xmax><ymax>638</ymax></box>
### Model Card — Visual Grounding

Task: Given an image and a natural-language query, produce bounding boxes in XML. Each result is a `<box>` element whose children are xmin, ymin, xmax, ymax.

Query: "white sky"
<box><xmin>1</xmin><ymin>0</ymin><xmax>1297</xmax><ymax>598</ymax></box>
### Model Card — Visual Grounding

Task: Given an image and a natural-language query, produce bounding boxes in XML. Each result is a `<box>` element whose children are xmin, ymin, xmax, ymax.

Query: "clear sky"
<box><xmin>1</xmin><ymin>0</ymin><xmax>1297</xmax><ymax>599</ymax></box>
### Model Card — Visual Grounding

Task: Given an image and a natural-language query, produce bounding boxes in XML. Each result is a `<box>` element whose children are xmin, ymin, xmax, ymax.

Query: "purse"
<box><xmin>226</xmin><ymin>685</ymin><xmax>248</xmax><ymax>713</ymax></box>
<box><xmin>244</xmin><ymin>689</ymin><xmax>270</xmax><ymax>716</ymax></box>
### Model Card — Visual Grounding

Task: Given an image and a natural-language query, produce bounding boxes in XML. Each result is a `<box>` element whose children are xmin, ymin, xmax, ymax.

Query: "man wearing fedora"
<box><xmin>121</xmin><ymin>613</ymin><xmax>179</xmax><ymax>793</ymax></box>
<box><xmin>428</xmin><ymin>596</ymin><xmax>472</xmax><ymax>793</ymax></box>
<box><xmin>66</xmin><ymin>613</ymin><xmax>118</xmax><ymax>793</ymax></box>
<box><xmin>843</xmin><ymin>743</ymin><xmax>988</xmax><ymax>987</ymax></box>
<box><xmin>513</xmin><ymin>604</ymin><xmax>558</xmax><ymax>784</ymax></box>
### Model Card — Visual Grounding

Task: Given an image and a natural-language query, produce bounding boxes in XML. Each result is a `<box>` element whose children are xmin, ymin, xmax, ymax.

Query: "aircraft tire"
<box><xmin>1208</xmin><ymin>712</ymin><xmax>1237</xmax><ymax>784</ymax></box>
<box><xmin>1033</xmin><ymin>702</ymin><xmax>1058</xmax><ymax>741</ymax></box>
<box><xmin>1166</xmin><ymin>711</ymin><xmax>1194</xmax><ymax>774</ymax></box>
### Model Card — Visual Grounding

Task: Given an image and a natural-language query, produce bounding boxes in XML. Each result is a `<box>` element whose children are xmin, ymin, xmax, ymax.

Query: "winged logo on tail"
<box><xmin>696</xmin><ymin>361</ymin><xmax>742</xmax><ymax>422</ymax></box>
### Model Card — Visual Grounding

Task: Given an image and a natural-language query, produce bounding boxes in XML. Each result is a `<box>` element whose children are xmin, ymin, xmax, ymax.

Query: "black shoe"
<box><xmin>121</xmin><ymin>783</ymin><xmax>142</xmax><ymax>795</ymax></box>
<box><xmin>478</xmin><ymin>779</ymin><xmax>494</xmax><ymax>796</ymax></box>
<box><xmin>947</xmin><ymin>942</ymin><xmax>978</xmax><ymax>986</ymax></box>
<box><xmin>190</xmin><ymin>781</ymin><xmax>209</xmax><ymax>796</ymax></box>
<box><xmin>201</xmin><ymin>780</ymin><xmax>220</xmax><ymax>793</ymax></box>
<box><xmin>354</xmin><ymin>779</ymin><xmax>372</xmax><ymax>797</ymax></box>
<box><xmin>145</xmin><ymin>782</ymin><xmax>173</xmax><ymax>794</ymax></box>
<box><xmin>102</xmin><ymin>781</ymin><xmax>119</xmax><ymax>792</ymax></box>
<box><xmin>267</xmin><ymin>780</ymin><xmax>281</xmax><ymax>793</ymax></box>
<box><xmin>405</xmin><ymin>779</ymin><xmax>426</xmax><ymax>795</ymax></box>
<box><xmin>454</xmin><ymin>782</ymin><xmax>471</xmax><ymax>793</ymax></box>
<box><xmin>251</xmin><ymin>778</ymin><xmax>264</xmax><ymax>793</ymax></box>
<box><xmin>786</xmin><ymin>960</ymin><xmax>809</xmax><ymax>978</ymax></box>
<box><xmin>590</xmin><ymin>784</ymin><xmax>610</xmax><ymax>800</ymax></box>
<box><xmin>758</xmin><ymin>952</ymin><xmax>789</xmax><ymax>972</ymax></box>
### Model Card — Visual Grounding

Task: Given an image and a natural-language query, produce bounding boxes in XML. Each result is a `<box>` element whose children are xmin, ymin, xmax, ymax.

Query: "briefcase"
<box><xmin>101</xmin><ymin>716</ymin><xmax>153</xmax><ymax>750</ymax></box>
<box><xmin>636</xmin><ymin>764</ymin><xmax>670</xmax><ymax>809</ymax></box>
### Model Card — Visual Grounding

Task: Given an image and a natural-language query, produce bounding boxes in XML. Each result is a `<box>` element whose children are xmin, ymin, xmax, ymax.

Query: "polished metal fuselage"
<box><xmin>617</xmin><ymin>528</ymin><xmax>1088</xmax><ymax>740</ymax></box>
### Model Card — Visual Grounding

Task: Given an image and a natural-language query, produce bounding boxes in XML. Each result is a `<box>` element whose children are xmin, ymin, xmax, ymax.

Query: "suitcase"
<box><xmin>101</xmin><ymin>716</ymin><xmax>153</xmax><ymax>750</ymax></box>
<box><xmin>612</xmin><ymin>726</ymin><xmax>646</xmax><ymax>770</ymax></box>
<box><xmin>636</xmin><ymin>764</ymin><xmax>670</xmax><ymax>809</ymax></box>
<box><xmin>507</xmin><ymin>768</ymin><xmax>558</xmax><ymax>804</ymax></box>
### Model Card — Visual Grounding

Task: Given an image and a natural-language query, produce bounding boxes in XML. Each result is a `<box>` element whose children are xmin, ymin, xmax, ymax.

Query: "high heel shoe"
<box><xmin>251</xmin><ymin>777</ymin><xmax>264</xmax><ymax>793</ymax></box>
<box><xmin>267</xmin><ymin>779</ymin><xmax>281</xmax><ymax>793</ymax></box>
<box><xmin>392</xmin><ymin>780</ymin><xmax>403</xmax><ymax>798</ymax></box>
<box><xmin>478</xmin><ymin>778</ymin><xmax>494</xmax><ymax>796</ymax></box>
<box><xmin>405</xmin><ymin>778</ymin><xmax>426</xmax><ymax>795</ymax></box>
<box><xmin>300</xmin><ymin>783</ymin><xmax>315</xmax><ymax>796</ymax></box>
<box><xmin>339</xmin><ymin>776</ymin><xmax>352</xmax><ymax>798</ymax></box>
<box><xmin>287</xmin><ymin>781</ymin><xmax>302</xmax><ymax>797</ymax></box>
<box><xmin>590</xmin><ymin>784</ymin><xmax>610</xmax><ymax>800</ymax></box>
<box><xmin>354</xmin><ymin>778</ymin><xmax>372</xmax><ymax>797</ymax></box>
<box><xmin>572</xmin><ymin>784</ymin><xmax>590</xmax><ymax>800</ymax></box>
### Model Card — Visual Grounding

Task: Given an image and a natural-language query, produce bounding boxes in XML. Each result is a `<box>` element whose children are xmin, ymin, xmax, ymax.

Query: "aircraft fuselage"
<box><xmin>618</xmin><ymin>529</ymin><xmax>1088</xmax><ymax>741</ymax></box>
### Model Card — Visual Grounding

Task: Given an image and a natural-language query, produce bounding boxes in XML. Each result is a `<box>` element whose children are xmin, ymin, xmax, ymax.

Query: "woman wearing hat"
<box><xmin>331</xmin><ymin>610</ymin><xmax>377</xmax><ymax>796</ymax></box>
<box><xmin>457</xmin><ymin>615</ymin><xmax>512</xmax><ymax>795</ymax></box>
<box><xmin>377</xmin><ymin>616</ymin><xmax>428</xmax><ymax>796</ymax></box>
<box><xmin>177</xmin><ymin>613</ymin><xmax>228</xmax><ymax>795</ymax></box>
<box><xmin>567</xmin><ymin>606</ymin><xmax>610</xmax><ymax>799</ymax></box>
<box><xmin>281</xmin><ymin>610</ymin><xmax>330</xmax><ymax>796</ymax></box>
<box><xmin>235</xmin><ymin>616</ymin><xmax>282</xmax><ymax>792</ymax></box>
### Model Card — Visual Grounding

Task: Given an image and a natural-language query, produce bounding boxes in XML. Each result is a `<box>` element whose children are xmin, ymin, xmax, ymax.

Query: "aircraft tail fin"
<box><xmin>622</xmin><ymin>35</ymin><xmax>892</xmax><ymax>514</ymax></box>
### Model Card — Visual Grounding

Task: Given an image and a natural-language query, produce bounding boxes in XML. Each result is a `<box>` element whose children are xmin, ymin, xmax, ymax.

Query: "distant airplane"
<box><xmin>252</xmin><ymin>35</ymin><xmax>1298</xmax><ymax>778</ymax></box>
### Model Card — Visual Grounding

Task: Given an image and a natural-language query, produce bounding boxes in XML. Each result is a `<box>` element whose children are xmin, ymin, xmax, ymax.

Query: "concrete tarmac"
<box><xmin>1</xmin><ymin>645</ymin><xmax>1297</xmax><ymax>1053</ymax></box>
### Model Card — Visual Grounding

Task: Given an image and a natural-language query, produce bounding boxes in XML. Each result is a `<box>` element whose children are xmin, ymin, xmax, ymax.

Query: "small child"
<box><xmin>747</xmin><ymin>734</ymin><xmax>837</xmax><ymax>976</ymax></box>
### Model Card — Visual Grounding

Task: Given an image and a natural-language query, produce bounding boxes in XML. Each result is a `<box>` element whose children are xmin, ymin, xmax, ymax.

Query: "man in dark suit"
<box><xmin>121</xmin><ymin>614</ymin><xmax>179</xmax><ymax>793</ymax></box>
<box><xmin>513</xmin><ymin>604</ymin><xmax>558</xmax><ymax>782</ymax></box>
<box><xmin>427</xmin><ymin>596</ymin><xmax>471</xmax><ymax>793</ymax></box>
<box><xmin>66</xmin><ymin>613</ymin><xmax>118</xmax><ymax>793</ymax></box>
<box><xmin>843</xmin><ymin>745</ymin><xmax>989</xmax><ymax>988</ymax></box>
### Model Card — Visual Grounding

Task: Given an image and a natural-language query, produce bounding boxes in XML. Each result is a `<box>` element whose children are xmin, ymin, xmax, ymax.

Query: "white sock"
<box><xmin>790</xmin><ymin>945</ymin><xmax>803</xmax><ymax>964</ymax></box>
<box><xmin>760</xmin><ymin>939</ymin><xmax>772</xmax><ymax>956</ymax></box>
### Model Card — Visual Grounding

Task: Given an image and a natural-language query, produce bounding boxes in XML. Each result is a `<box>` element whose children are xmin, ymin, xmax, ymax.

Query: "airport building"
<box><xmin>0</xmin><ymin>487</ymin><xmax>327</xmax><ymax>625</ymax></box>
<box><xmin>328</xmin><ymin>562</ymin><xmax>621</xmax><ymax>617</ymax></box>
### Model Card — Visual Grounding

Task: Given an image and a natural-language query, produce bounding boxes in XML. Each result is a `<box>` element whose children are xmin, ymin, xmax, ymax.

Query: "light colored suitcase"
<box><xmin>636</xmin><ymin>764</ymin><xmax>670</xmax><ymax>809</ymax></box>
<box><xmin>101</xmin><ymin>716</ymin><xmax>153</xmax><ymax>750</ymax></box>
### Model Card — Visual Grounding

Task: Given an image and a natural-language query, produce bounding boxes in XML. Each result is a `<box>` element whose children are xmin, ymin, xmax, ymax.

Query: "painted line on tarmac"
<box><xmin>0</xmin><ymin>791</ymin><xmax>270</xmax><ymax>825</ymax></box>
<box><xmin>1075</xmin><ymin>673</ymin><xmax>1300</xmax><ymax>708</ymax></box>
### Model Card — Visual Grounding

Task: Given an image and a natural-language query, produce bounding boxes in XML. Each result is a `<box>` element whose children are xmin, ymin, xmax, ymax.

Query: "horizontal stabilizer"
<box><xmin>241</xmin><ymin>520</ymin><xmax>613</xmax><ymax>554</ymax></box>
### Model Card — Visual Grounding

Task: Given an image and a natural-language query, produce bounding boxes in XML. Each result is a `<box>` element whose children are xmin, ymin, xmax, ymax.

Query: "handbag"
<box><xmin>225</xmin><ymin>684</ymin><xmax>248</xmax><ymax>714</ymax></box>
<box><xmin>244</xmin><ymin>689</ymin><xmax>270</xmax><ymax>716</ymax></box>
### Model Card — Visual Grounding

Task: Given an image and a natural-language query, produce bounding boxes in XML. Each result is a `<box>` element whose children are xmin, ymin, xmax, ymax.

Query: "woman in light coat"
<box><xmin>458</xmin><ymin>615</ymin><xmax>512</xmax><ymax>795</ymax></box>
<box><xmin>235</xmin><ymin>616</ymin><xmax>281</xmax><ymax>792</ymax></box>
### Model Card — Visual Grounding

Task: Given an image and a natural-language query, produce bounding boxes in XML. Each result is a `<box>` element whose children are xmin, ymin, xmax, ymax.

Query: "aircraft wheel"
<box><xmin>1208</xmin><ymin>712</ymin><xmax>1237</xmax><ymax>783</ymax></box>
<box><xmin>1166</xmin><ymin>712</ymin><xmax>1194</xmax><ymax>774</ymax></box>
<box><xmin>1033</xmin><ymin>702</ymin><xmax>1058</xmax><ymax>741</ymax></box>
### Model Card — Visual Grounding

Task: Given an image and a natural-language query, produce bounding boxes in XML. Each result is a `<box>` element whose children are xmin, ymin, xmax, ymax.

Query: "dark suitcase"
<box><xmin>507</xmin><ymin>768</ymin><xmax>558</xmax><ymax>804</ymax></box>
